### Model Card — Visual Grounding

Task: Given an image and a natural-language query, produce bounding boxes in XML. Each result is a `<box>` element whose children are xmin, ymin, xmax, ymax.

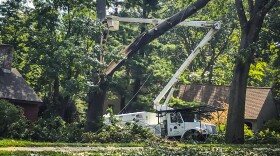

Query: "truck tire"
<box><xmin>181</xmin><ymin>129</ymin><xmax>205</xmax><ymax>142</ymax></box>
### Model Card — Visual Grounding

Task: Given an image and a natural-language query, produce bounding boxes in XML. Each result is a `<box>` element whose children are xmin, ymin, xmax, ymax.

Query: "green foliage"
<box><xmin>246</xmin><ymin>129</ymin><xmax>280</xmax><ymax>144</ymax></box>
<box><xmin>204</xmin><ymin>133</ymin><xmax>225</xmax><ymax>144</ymax></box>
<box><xmin>0</xmin><ymin>151</ymin><xmax>69</xmax><ymax>156</ymax></box>
<box><xmin>1</xmin><ymin>146</ymin><xmax>280</xmax><ymax>156</ymax></box>
<box><xmin>7</xmin><ymin>119</ymin><xmax>31</xmax><ymax>140</ymax></box>
<box><xmin>244</xmin><ymin>124</ymin><xmax>254</xmax><ymax>140</ymax></box>
<box><xmin>248</xmin><ymin>61</ymin><xmax>268</xmax><ymax>86</ymax></box>
<box><xmin>31</xmin><ymin>116</ymin><xmax>84</xmax><ymax>142</ymax></box>
<box><xmin>32</xmin><ymin>116</ymin><xmax>67</xmax><ymax>142</ymax></box>
<box><xmin>217</xmin><ymin>124</ymin><xmax>226</xmax><ymax>133</ymax></box>
<box><xmin>263</xmin><ymin>119</ymin><xmax>280</xmax><ymax>133</ymax></box>
<box><xmin>82</xmin><ymin>111</ymin><xmax>156</xmax><ymax>143</ymax></box>
<box><xmin>82</xmin><ymin>122</ymin><xmax>155</xmax><ymax>143</ymax></box>
<box><xmin>0</xmin><ymin>139</ymin><xmax>143</xmax><ymax>147</ymax></box>
<box><xmin>1</xmin><ymin>145</ymin><xmax>280</xmax><ymax>156</ymax></box>
<box><xmin>205</xmin><ymin>124</ymin><xmax>253</xmax><ymax>144</ymax></box>
<box><xmin>0</xmin><ymin>100</ymin><xmax>28</xmax><ymax>139</ymax></box>
<box><xmin>168</xmin><ymin>97</ymin><xmax>206</xmax><ymax>109</ymax></box>
<box><xmin>106</xmin><ymin>107</ymin><xmax>119</xmax><ymax>126</ymax></box>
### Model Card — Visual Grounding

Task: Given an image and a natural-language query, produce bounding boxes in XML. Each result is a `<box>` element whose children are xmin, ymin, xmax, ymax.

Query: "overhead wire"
<box><xmin>118</xmin><ymin>71</ymin><xmax>153</xmax><ymax>114</ymax></box>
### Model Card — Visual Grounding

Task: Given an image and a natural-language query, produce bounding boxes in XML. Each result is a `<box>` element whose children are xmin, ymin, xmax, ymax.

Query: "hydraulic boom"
<box><xmin>153</xmin><ymin>23</ymin><xmax>220</xmax><ymax>110</ymax></box>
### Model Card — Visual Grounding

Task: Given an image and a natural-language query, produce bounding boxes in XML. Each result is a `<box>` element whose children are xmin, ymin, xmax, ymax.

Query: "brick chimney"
<box><xmin>0</xmin><ymin>44</ymin><xmax>13</xmax><ymax>73</ymax></box>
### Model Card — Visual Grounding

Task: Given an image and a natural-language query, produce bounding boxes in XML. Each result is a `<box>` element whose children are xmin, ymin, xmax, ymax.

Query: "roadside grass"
<box><xmin>1</xmin><ymin>139</ymin><xmax>280</xmax><ymax>155</ymax></box>
<box><xmin>0</xmin><ymin>139</ymin><xmax>144</xmax><ymax>147</ymax></box>
<box><xmin>0</xmin><ymin>151</ymin><xmax>118</xmax><ymax>156</ymax></box>
<box><xmin>178</xmin><ymin>142</ymin><xmax>280</xmax><ymax>148</ymax></box>
<box><xmin>1</xmin><ymin>139</ymin><xmax>280</xmax><ymax>149</ymax></box>
<box><xmin>0</xmin><ymin>151</ymin><xmax>69</xmax><ymax>156</ymax></box>
<box><xmin>1</xmin><ymin>146</ymin><xmax>280</xmax><ymax>156</ymax></box>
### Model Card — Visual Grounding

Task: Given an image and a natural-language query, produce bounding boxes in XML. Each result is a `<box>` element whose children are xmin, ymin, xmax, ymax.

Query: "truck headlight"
<box><xmin>199</xmin><ymin>129</ymin><xmax>207</xmax><ymax>133</ymax></box>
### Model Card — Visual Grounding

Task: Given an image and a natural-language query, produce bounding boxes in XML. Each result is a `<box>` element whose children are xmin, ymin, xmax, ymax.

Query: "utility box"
<box><xmin>106</xmin><ymin>15</ymin><xmax>120</xmax><ymax>31</ymax></box>
<box><xmin>104</xmin><ymin>111</ymin><xmax>158</xmax><ymax>126</ymax></box>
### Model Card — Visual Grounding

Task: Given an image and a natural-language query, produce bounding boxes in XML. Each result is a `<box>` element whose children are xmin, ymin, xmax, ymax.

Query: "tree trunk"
<box><xmin>131</xmin><ymin>0</ymin><xmax>148</xmax><ymax>104</ymax></box>
<box><xmin>52</xmin><ymin>74</ymin><xmax>61</xmax><ymax>115</ymax></box>
<box><xmin>87</xmin><ymin>76</ymin><xmax>109</xmax><ymax>130</ymax></box>
<box><xmin>96</xmin><ymin>0</ymin><xmax>106</xmax><ymax>20</ymax></box>
<box><xmin>86</xmin><ymin>0</ymin><xmax>107</xmax><ymax>131</ymax></box>
<box><xmin>226</xmin><ymin>0</ymin><xmax>277</xmax><ymax>144</ymax></box>
<box><xmin>226</xmin><ymin>58</ymin><xmax>251</xmax><ymax>143</ymax></box>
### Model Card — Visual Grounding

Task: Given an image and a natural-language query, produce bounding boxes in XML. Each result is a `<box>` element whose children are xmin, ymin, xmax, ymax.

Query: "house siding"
<box><xmin>15</xmin><ymin>103</ymin><xmax>39</xmax><ymax>122</ymax></box>
<box><xmin>257</xmin><ymin>91</ymin><xmax>278</xmax><ymax>130</ymax></box>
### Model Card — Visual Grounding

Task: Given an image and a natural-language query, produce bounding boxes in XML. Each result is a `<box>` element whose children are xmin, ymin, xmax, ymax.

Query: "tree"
<box><xmin>86</xmin><ymin>0</ymin><xmax>107</xmax><ymax>131</ymax></box>
<box><xmin>1</xmin><ymin>0</ymin><xmax>103</xmax><ymax>123</ymax></box>
<box><xmin>226</xmin><ymin>0</ymin><xmax>278</xmax><ymax>144</ymax></box>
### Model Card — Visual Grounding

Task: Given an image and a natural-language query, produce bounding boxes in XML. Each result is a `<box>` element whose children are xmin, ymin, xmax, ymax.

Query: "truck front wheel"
<box><xmin>181</xmin><ymin>129</ymin><xmax>205</xmax><ymax>142</ymax></box>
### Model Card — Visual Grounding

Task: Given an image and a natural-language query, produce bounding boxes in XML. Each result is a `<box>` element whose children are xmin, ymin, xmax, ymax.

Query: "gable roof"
<box><xmin>177</xmin><ymin>84</ymin><xmax>272</xmax><ymax>120</ymax></box>
<box><xmin>0</xmin><ymin>68</ymin><xmax>42</xmax><ymax>104</ymax></box>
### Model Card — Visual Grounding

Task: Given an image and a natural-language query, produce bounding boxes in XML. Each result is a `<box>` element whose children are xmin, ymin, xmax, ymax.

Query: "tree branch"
<box><xmin>247</xmin><ymin>0</ymin><xmax>254</xmax><ymax>18</ymax></box>
<box><xmin>235</xmin><ymin>0</ymin><xmax>247</xmax><ymax>30</ymax></box>
<box><xmin>258</xmin><ymin>0</ymin><xmax>277</xmax><ymax>17</ymax></box>
<box><xmin>104</xmin><ymin>0</ymin><xmax>211</xmax><ymax>76</ymax></box>
<box><xmin>201</xmin><ymin>26</ymin><xmax>235</xmax><ymax>77</ymax></box>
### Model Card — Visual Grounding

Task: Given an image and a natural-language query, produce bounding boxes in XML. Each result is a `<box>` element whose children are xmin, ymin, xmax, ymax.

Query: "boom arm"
<box><xmin>106</xmin><ymin>15</ymin><xmax>219</xmax><ymax>30</ymax></box>
<box><xmin>153</xmin><ymin>23</ymin><xmax>221</xmax><ymax>111</ymax></box>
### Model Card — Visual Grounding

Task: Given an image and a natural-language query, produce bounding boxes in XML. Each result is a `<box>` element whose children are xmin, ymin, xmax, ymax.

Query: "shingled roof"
<box><xmin>0</xmin><ymin>68</ymin><xmax>42</xmax><ymax>104</ymax></box>
<box><xmin>177</xmin><ymin>84</ymin><xmax>273</xmax><ymax>120</ymax></box>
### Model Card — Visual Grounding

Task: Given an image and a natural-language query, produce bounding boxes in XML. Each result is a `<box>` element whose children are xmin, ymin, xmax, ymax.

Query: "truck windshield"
<box><xmin>170</xmin><ymin>113</ymin><xmax>183</xmax><ymax>123</ymax></box>
<box><xmin>180</xmin><ymin>112</ymin><xmax>195</xmax><ymax>122</ymax></box>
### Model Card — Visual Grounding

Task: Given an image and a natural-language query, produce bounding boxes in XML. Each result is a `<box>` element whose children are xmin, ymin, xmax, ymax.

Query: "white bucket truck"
<box><xmin>104</xmin><ymin>106</ymin><xmax>219</xmax><ymax>140</ymax></box>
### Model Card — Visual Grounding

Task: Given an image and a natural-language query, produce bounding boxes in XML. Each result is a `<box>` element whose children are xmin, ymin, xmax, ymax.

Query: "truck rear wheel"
<box><xmin>181</xmin><ymin>129</ymin><xmax>205</xmax><ymax>142</ymax></box>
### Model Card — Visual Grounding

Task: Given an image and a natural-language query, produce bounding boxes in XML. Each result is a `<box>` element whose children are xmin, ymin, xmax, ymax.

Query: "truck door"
<box><xmin>167</xmin><ymin>112</ymin><xmax>184</xmax><ymax>137</ymax></box>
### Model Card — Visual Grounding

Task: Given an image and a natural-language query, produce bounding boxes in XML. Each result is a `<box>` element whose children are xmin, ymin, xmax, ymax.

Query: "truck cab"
<box><xmin>158</xmin><ymin>106</ymin><xmax>218</xmax><ymax>140</ymax></box>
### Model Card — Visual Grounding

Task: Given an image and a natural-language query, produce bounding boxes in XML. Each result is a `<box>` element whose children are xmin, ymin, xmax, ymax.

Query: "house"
<box><xmin>0</xmin><ymin>44</ymin><xmax>42</xmax><ymax>121</ymax></box>
<box><xmin>177</xmin><ymin>84</ymin><xmax>279</xmax><ymax>131</ymax></box>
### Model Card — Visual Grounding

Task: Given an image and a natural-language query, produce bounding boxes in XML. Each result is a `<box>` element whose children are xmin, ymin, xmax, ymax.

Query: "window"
<box><xmin>170</xmin><ymin>113</ymin><xmax>177</xmax><ymax>123</ymax></box>
<box><xmin>170</xmin><ymin>112</ymin><xmax>183</xmax><ymax>123</ymax></box>
<box><xmin>180</xmin><ymin>112</ymin><xmax>195</xmax><ymax>122</ymax></box>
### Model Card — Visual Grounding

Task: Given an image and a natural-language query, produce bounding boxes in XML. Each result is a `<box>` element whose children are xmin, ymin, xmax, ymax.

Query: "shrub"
<box><xmin>30</xmin><ymin>116</ymin><xmax>84</xmax><ymax>142</ymax></box>
<box><xmin>244</xmin><ymin>124</ymin><xmax>253</xmax><ymax>139</ymax></box>
<box><xmin>31</xmin><ymin>116</ymin><xmax>67</xmax><ymax>142</ymax></box>
<box><xmin>64</xmin><ymin>122</ymin><xmax>84</xmax><ymax>142</ymax></box>
<box><xmin>246</xmin><ymin>129</ymin><xmax>280</xmax><ymax>144</ymax></box>
<box><xmin>82</xmin><ymin>109</ymin><xmax>157</xmax><ymax>143</ymax></box>
<box><xmin>216</xmin><ymin>124</ymin><xmax>226</xmax><ymax>133</ymax></box>
<box><xmin>205</xmin><ymin>133</ymin><xmax>225</xmax><ymax>144</ymax></box>
<box><xmin>0</xmin><ymin>100</ymin><xmax>28</xmax><ymax>139</ymax></box>
<box><xmin>82</xmin><ymin>122</ymin><xmax>156</xmax><ymax>143</ymax></box>
<box><xmin>7</xmin><ymin>119</ymin><xmax>32</xmax><ymax>140</ymax></box>
<box><xmin>263</xmin><ymin>119</ymin><xmax>280</xmax><ymax>133</ymax></box>
<box><xmin>205</xmin><ymin>124</ymin><xmax>253</xmax><ymax>144</ymax></box>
